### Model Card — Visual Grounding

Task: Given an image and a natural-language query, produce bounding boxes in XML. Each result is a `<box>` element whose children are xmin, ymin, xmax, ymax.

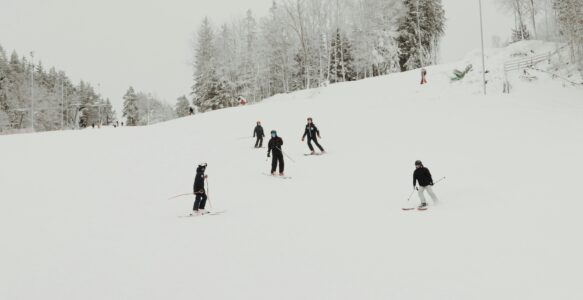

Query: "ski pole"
<box><xmin>406</xmin><ymin>189</ymin><xmax>416</xmax><ymax>202</ymax></box>
<box><xmin>407</xmin><ymin>177</ymin><xmax>445</xmax><ymax>201</ymax></box>
<box><xmin>434</xmin><ymin>176</ymin><xmax>446</xmax><ymax>185</ymax></box>
<box><xmin>167</xmin><ymin>193</ymin><xmax>192</xmax><ymax>200</ymax></box>
<box><xmin>206</xmin><ymin>177</ymin><xmax>212</xmax><ymax>209</ymax></box>
<box><xmin>277</xmin><ymin>147</ymin><xmax>296</xmax><ymax>163</ymax></box>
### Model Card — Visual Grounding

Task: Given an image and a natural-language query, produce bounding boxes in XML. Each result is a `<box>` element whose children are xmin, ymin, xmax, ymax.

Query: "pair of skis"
<box><xmin>180</xmin><ymin>210</ymin><xmax>226</xmax><ymax>218</ymax></box>
<box><xmin>303</xmin><ymin>152</ymin><xmax>325</xmax><ymax>156</ymax></box>
<box><xmin>401</xmin><ymin>206</ymin><xmax>428</xmax><ymax>211</ymax></box>
<box><xmin>262</xmin><ymin>173</ymin><xmax>292</xmax><ymax>179</ymax></box>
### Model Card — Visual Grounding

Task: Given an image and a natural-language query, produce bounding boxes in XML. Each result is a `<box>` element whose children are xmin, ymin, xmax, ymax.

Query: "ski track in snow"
<box><xmin>1</xmin><ymin>41</ymin><xmax>582</xmax><ymax>300</ymax></box>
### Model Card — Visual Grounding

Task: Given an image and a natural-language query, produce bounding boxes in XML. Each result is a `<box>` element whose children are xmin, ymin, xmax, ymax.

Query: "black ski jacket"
<box><xmin>302</xmin><ymin>124</ymin><xmax>320</xmax><ymax>139</ymax></box>
<box><xmin>267</xmin><ymin>137</ymin><xmax>284</xmax><ymax>155</ymax></box>
<box><xmin>413</xmin><ymin>167</ymin><xmax>434</xmax><ymax>187</ymax></box>
<box><xmin>194</xmin><ymin>171</ymin><xmax>205</xmax><ymax>193</ymax></box>
<box><xmin>254</xmin><ymin>125</ymin><xmax>265</xmax><ymax>138</ymax></box>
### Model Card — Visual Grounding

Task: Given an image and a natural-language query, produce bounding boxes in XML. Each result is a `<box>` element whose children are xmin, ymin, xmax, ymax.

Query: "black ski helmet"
<box><xmin>196</xmin><ymin>163</ymin><xmax>207</xmax><ymax>173</ymax></box>
<box><xmin>415</xmin><ymin>160</ymin><xmax>423</xmax><ymax>166</ymax></box>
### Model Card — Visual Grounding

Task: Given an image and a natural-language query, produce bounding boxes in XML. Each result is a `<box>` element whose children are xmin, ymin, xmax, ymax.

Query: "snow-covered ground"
<box><xmin>1</xmin><ymin>41</ymin><xmax>582</xmax><ymax>299</ymax></box>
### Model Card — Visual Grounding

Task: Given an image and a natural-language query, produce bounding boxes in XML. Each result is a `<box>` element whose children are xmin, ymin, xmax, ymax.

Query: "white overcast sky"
<box><xmin>0</xmin><ymin>0</ymin><xmax>512</xmax><ymax>112</ymax></box>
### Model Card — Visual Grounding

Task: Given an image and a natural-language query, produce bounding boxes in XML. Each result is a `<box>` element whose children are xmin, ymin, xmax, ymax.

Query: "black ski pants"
<box><xmin>193</xmin><ymin>191</ymin><xmax>207</xmax><ymax>210</ymax></box>
<box><xmin>255</xmin><ymin>136</ymin><xmax>263</xmax><ymax>148</ymax></box>
<box><xmin>271</xmin><ymin>152</ymin><xmax>284</xmax><ymax>173</ymax></box>
<box><xmin>307</xmin><ymin>137</ymin><xmax>324</xmax><ymax>152</ymax></box>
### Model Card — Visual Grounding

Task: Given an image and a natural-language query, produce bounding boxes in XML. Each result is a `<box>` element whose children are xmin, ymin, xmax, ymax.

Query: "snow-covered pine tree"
<box><xmin>175</xmin><ymin>95</ymin><xmax>191</xmax><ymax>117</ymax></box>
<box><xmin>102</xmin><ymin>99</ymin><xmax>116</xmax><ymax>125</ymax></box>
<box><xmin>329</xmin><ymin>28</ymin><xmax>356</xmax><ymax>83</ymax></box>
<box><xmin>260</xmin><ymin>1</ymin><xmax>293</xmax><ymax>94</ymax></box>
<box><xmin>34</xmin><ymin>66</ymin><xmax>61</xmax><ymax>131</ymax></box>
<box><xmin>397</xmin><ymin>0</ymin><xmax>425</xmax><ymax>71</ymax></box>
<box><xmin>512</xmin><ymin>23</ymin><xmax>531</xmax><ymax>42</ymax></box>
<box><xmin>554</xmin><ymin>0</ymin><xmax>583</xmax><ymax>66</ymax></box>
<box><xmin>397</xmin><ymin>0</ymin><xmax>445</xmax><ymax>71</ymax></box>
<box><xmin>419</xmin><ymin>0</ymin><xmax>445</xmax><ymax>64</ymax></box>
<box><xmin>240</xmin><ymin>10</ymin><xmax>259</xmax><ymax>102</ymax></box>
<box><xmin>201</xmin><ymin>69</ymin><xmax>234</xmax><ymax>111</ymax></box>
<box><xmin>0</xmin><ymin>46</ymin><xmax>9</xmax><ymax>131</ymax></box>
<box><xmin>214</xmin><ymin>24</ymin><xmax>238</xmax><ymax>99</ymax></box>
<box><xmin>79</xmin><ymin>82</ymin><xmax>97</xmax><ymax>128</ymax></box>
<box><xmin>192</xmin><ymin>17</ymin><xmax>229</xmax><ymax>113</ymax></box>
<box><xmin>283</xmin><ymin>0</ymin><xmax>316</xmax><ymax>90</ymax></box>
<box><xmin>134</xmin><ymin>92</ymin><xmax>176</xmax><ymax>125</ymax></box>
<box><xmin>122</xmin><ymin>86</ymin><xmax>139</xmax><ymax>126</ymax></box>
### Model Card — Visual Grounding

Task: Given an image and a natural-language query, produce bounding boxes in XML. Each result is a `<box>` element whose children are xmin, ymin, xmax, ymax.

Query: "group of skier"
<box><xmin>189</xmin><ymin>118</ymin><xmax>440</xmax><ymax>215</ymax></box>
<box><xmin>253</xmin><ymin>117</ymin><xmax>326</xmax><ymax>176</ymax></box>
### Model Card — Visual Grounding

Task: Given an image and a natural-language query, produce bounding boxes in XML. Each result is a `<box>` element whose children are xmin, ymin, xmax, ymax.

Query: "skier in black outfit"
<box><xmin>253</xmin><ymin>121</ymin><xmax>265</xmax><ymax>148</ymax></box>
<box><xmin>413</xmin><ymin>160</ymin><xmax>439</xmax><ymax>208</ymax></box>
<box><xmin>267</xmin><ymin>130</ymin><xmax>284</xmax><ymax>176</ymax></box>
<box><xmin>192</xmin><ymin>163</ymin><xmax>208</xmax><ymax>215</ymax></box>
<box><xmin>301</xmin><ymin>117</ymin><xmax>325</xmax><ymax>155</ymax></box>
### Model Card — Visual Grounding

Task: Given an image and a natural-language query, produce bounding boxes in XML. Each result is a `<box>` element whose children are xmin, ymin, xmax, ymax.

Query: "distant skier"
<box><xmin>238</xmin><ymin>96</ymin><xmax>247</xmax><ymax>105</ymax></box>
<box><xmin>301</xmin><ymin>117</ymin><xmax>325</xmax><ymax>155</ymax></box>
<box><xmin>192</xmin><ymin>163</ymin><xmax>208</xmax><ymax>215</ymax></box>
<box><xmin>267</xmin><ymin>130</ymin><xmax>284</xmax><ymax>176</ymax></box>
<box><xmin>253</xmin><ymin>121</ymin><xmax>265</xmax><ymax>148</ymax></box>
<box><xmin>420</xmin><ymin>68</ymin><xmax>428</xmax><ymax>85</ymax></box>
<box><xmin>413</xmin><ymin>160</ymin><xmax>439</xmax><ymax>209</ymax></box>
<box><xmin>189</xmin><ymin>107</ymin><xmax>194</xmax><ymax>115</ymax></box>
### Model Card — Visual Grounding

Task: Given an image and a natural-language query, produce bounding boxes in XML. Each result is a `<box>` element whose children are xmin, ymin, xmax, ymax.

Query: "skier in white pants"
<box><xmin>413</xmin><ymin>160</ymin><xmax>439</xmax><ymax>208</ymax></box>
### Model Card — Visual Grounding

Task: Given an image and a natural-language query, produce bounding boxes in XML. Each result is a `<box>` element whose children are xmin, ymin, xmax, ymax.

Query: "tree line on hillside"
<box><xmin>190</xmin><ymin>0</ymin><xmax>446</xmax><ymax>113</ymax></box>
<box><xmin>0</xmin><ymin>46</ymin><xmax>115</xmax><ymax>133</ymax></box>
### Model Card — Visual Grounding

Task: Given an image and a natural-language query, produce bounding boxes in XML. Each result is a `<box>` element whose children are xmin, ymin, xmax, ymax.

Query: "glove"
<box><xmin>414</xmin><ymin>186</ymin><xmax>418</xmax><ymax>190</ymax></box>
<box><xmin>267</xmin><ymin>153</ymin><xmax>270</xmax><ymax>157</ymax></box>
<box><xmin>301</xmin><ymin>138</ymin><xmax>304</xmax><ymax>142</ymax></box>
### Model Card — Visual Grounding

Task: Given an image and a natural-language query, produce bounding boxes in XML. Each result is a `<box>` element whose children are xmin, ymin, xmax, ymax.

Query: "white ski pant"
<box><xmin>418</xmin><ymin>185</ymin><xmax>439</xmax><ymax>204</ymax></box>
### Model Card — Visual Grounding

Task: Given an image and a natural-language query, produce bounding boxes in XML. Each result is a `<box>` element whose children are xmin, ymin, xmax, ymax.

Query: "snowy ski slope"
<box><xmin>1</xmin><ymin>41</ymin><xmax>582</xmax><ymax>299</ymax></box>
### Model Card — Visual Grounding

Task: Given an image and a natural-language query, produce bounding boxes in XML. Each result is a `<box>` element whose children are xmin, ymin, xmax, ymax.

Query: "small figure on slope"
<box><xmin>420</xmin><ymin>68</ymin><xmax>428</xmax><ymax>85</ymax></box>
<box><xmin>192</xmin><ymin>163</ymin><xmax>208</xmax><ymax>215</ymax></box>
<box><xmin>413</xmin><ymin>160</ymin><xmax>439</xmax><ymax>209</ymax></box>
<box><xmin>253</xmin><ymin>121</ymin><xmax>265</xmax><ymax>148</ymax></box>
<box><xmin>267</xmin><ymin>130</ymin><xmax>285</xmax><ymax>176</ymax></box>
<box><xmin>301</xmin><ymin>117</ymin><xmax>325</xmax><ymax>155</ymax></box>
